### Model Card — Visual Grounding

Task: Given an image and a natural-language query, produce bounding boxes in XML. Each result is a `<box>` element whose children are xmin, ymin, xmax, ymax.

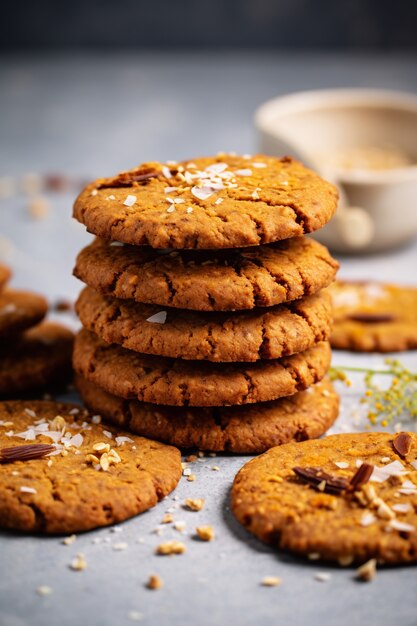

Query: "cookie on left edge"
<box><xmin>0</xmin><ymin>322</ymin><xmax>73</xmax><ymax>396</ymax></box>
<box><xmin>0</xmin><ymin>289</ymin><xmax>48</xmax><ymax>337</ymax></box>
<box><xmin>0</xmin><ymin>401</ymin><xmax>181</xmax><ymax>533</ymax></box>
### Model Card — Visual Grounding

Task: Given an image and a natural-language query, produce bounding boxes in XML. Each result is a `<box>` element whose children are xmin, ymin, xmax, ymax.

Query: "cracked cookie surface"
<box><xmin>0</xmin><ymin>289</ymin><xmax>48</xmax><ymax>337</ymax></box>
<box><xmin>231</xmin><ymin>432</ymin><xmax>417</xmax><ymax>564</ymax></box>
<box><xmin>73</xmin><ymin>155</ymin><xmax>338</xmax><ymax>249</ymax></box>
<box><xmin>73</xmin><ymin>329</ymin><xmax>331</xmax><ymax>406</ymax></box>
<box><xmin>74</xmin><ymin>236</ymin><xmax>338</xmax><ymax>311</ymax></box>
<box><xmin>330</xmin><ymin>281</ymin><xmax>417</xmax><ymax>352</ymax></box>
<box><xmin>0</xmin><ymin>323</ymin><xmax>74</xmax><ymax>396</ymax></box>
<box><xmin>76</xmin><ymin>376</ymin><xmax>339</xmax><ymax>453</ymax></box>
<box><xmin>0</xmin><ymin>400</ymin><xmax>181</xmax><ymax>533</ymax></box>
<box><xmin>76</xmin><ymin>286</ymin><xmax>333</xmax><ymax>362</ymax></box>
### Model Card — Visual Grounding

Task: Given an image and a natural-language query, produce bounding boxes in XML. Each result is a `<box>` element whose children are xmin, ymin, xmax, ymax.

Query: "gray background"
<box><xmin>1</xmin><ymin>0</ymin><xmax>417</xmax><ymax>618</ymax></box>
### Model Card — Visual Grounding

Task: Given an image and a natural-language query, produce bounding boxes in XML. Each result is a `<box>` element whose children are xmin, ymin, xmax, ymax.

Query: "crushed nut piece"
<box><xmin>195</xmin><ymin>526</ymin><xmax>215</xmax><ymax>541</ymax></box>
<box><xmin>62</xmin><ymin>534</ymin><xmax>77</xmax><ymax>546</ymax></box>
<box><xmin>184</xmin><ymin>498</ymin><xmax>205</xmax><ymax>512</ymax></box>
<box><xmin>147</xmin><ymin>574</ymin><xmax>164</xmax><ymax>590</ymax></box>
<box><xmin>36</xmin><ymin>585</ymin><xmax>53</xmax><ymax>596</ymax></box>
<box><xmin>156</xmin><ymin>541</ymin><xmax>186</xmax><ymax>555</ymax></box>
<box><xmin>161</xmin><ymin>513</ymin><xmax>173</xmax><ymax>524</ymax></box>
<box><xmin>69</xmin><ymin>553</ymin><xmax>87</xmax><ymax>571</ymax></box>
<box><xmin>356</xmin><ymin>558</ymin><xmax>377</xmax><ymax>582</ymax></box>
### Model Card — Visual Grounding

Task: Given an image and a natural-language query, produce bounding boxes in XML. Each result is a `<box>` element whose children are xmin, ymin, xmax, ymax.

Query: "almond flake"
<box><xmin>115</xmin><ymin>436</ymin><xmax>134</xmax><ymax>446</ymax></box>
<box><xmin>392</xmin><ymin>503</ymin><xmax>412</xmax><ymax>514</ymax></box>
<box><xmin>388</xmin><ymin>519</ymin><xmax>415</xmax><ymax>533</ymax></box>
<box><xmin>191</xmin><ymin>186</ymin><xmax>214</xmax><ymax>201</ymax></box>
<box><xmin>360</xmin><ymin>512</ymin><xmax>376</xmax><ymax>527</ymax></box>
<box><xmin>123</xmin><ymin>195</ymin><xmax>137</xmax><ymax>207</ymax></box>
<box><xmin>314</xmin><ymin>572</ymin><xmax>331</xmax><ymax>582</ymax></box>
<box><xmin>252</xmin><ymin>162</ymin><xmax>267</xmax><ymax>168</ymax></box>
<box><xmin>62</xmin><ymin>534</ymin><xmax>77</xmax><ymax>546</ymax></box>
<box><xmin>166</xmin><ymin>206</ymin><xmax>175</xmax><ymax>213</ymax></box>
<box><xmin>214</xmin><ymin>198</ymin><xmax>223</xmax><ymax>205</ymax></box>
<box><xmin>370</xmin><ymin>460</ymin><xmax>408</xmax><ymax>483</ymax></box>
<box><xmin>186</xmin><ymin>207</ymin><xmax>193</xmax><ymax>213</ymax></box>
<box><xmin>334</xmin><ymin>461</ymin><xmax>349</xmax><ymax>469</ymax></box>
<box><xmin>20</xmin><ymin>486</ymin><xmax>37</xmax><ymax>494</ymax></box>
<box><xmin>235</xmin><ymin>169</ymin><xmax>252</xmax><ymax>176</ymax></box>
<box><xmin>162</xmin><ymin>166</ymin><xmax>172</xmax><ymax>179</ymax></box>
<box><xmin>146</xmin><ymin>311</ymin><xmax>167</xmax><ymax>324</ymax></box>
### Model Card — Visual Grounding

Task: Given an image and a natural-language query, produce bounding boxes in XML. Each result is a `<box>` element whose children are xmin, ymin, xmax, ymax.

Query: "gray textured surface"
<box><xmin>0</xmin><ymin>52</ymin><xmax>417</xmax><ymax>626</ymax></box>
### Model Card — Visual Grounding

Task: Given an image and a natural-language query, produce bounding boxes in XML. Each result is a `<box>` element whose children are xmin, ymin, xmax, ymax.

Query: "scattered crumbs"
<box><xmin>261</xmin><ymin>576</ymin><xmax>282</xmax><ymax>587</ymax></box>
<box><xmin>183</xmin><ymin>468</ymin><xmax>191</xmax><ymax>477</ymax></box>
<box><xmin>113</xmin><ymin>542</ymin><xmax>128</xmax><ymax>551</ymax></box>
<box><xmin>211</xmin><ymin>466</ymin><xmax>220</xmax><ymax>472</ymax></box>
<box><xmin>115</xmin><ymin>436</ymin><xmax>134</xmax><ymax>446</ymax></box>
<box><xmin>146</xmin><ymin>574</ymin><xmax>164</xmax><ymax>590</ymax></box>
<box><xmin>20</xmin><ymin>486</ymin><xmax>37</xmax><ymax>494</ymax></box>
<box><xmin>102</xmin><ymin>430</ymin><xmax>113</xmax><ymax>439</ymax></box>
<box><xmin>161</xmin><ymin>513</ymin><xmax>174</xmax><ymax>524</ymax></box>
<box><xmin>174</xmin><ymin>521</ymin><xmax>186</xmax><ymax>532</ymax></box>
<box><xmin>136</xmin><ymin>538</ymin><xmax>145</xmax><ymax>544</ymax></box>
<box><xmin>146</xmin><ymin>311</ymin><xmax>167</xmax><ymax>324</ymax></box>
<box><xmin>184</xmin><ymin>498</ymin><xmax>205</xmax><ymax>512</ymax></box>
<box><xmin>36</xmin><ymin>585</ymin><xmax>53</xmax><ymax>596</ymax></box>
<box><xmin>338</xmin><ymin>555</ymin><xmax>354</xmax><ymax>567</ymax></box>
<box><xmin>156</xmin><ymin>541</ymin><xmax>186</xmax><ymax>556</ymax></box>
<box><xmin>195</xmin><ymin>526</ymin><xmax>215</xmax><ymax>542</ymax></box>
<box><xmin>187</xmin><ymin>474</ymin><xmax>196</xmax><ymax>482</ymax></box>
<box><xmin>123</xmin><ymin>195</ymin><xmax>137</xmax><ymax>207</ymax></box>
<box><xmin>62</xmin><ymin>534</ymin><xmax>77</xmax><ymax>546</ymax></box>
<box><xmin>128</xmin><ymin>610</ymin><xmax>144</xmax><ymax>622</ymax></box>
<box><xmin>307</xmin><ymin>553</ymin><xmax>320</xmax><ymax>561</ymax></box>
<box><xmin>314</xmin><ymin>572</ymin><xmax>331</xmax><ymax>582</ymax></box>
<box><xmin>107</xmin><ymin>195</ymin><xmax>116</xmax><ymax>200</ymax></box>
<box><xmin>356</xmin><ymin>558</ymin><xmax>377</xmax><ymax>582</ymax></box>
<box><xmin>69</xmin><ymin>553</ymin><xmax>87</xmax><ymax>571</ymax></box>
<box><xmin>185</xmin><ymin>454</ymin><xmax>198</xmax><ymax>463</ymax></box>
<box><xmin>208</xmin><ymin>453</ymin><xmax>216</xmax><ymax>457</ymax></box>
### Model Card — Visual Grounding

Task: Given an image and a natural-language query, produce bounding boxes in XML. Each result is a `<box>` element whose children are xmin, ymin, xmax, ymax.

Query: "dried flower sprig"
<box><xmin>329</xmin><ymin>359</ymin><xmax>417</xmax><ymax>427</ymax></box>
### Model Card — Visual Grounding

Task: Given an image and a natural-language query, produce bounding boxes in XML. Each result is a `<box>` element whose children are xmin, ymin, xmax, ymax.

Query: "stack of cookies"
<box><xmin>0</xmin><ymin>264</ymin><xmax>73</xmax><ymax>396</ymax></box>
<box><xmin>72</xmin><ymin>154</ymin><xmax>340</xmax><ymax>453</ymax></box>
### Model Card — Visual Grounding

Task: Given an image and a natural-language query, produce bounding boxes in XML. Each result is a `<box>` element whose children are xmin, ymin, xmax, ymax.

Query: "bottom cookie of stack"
<box><xmin>76</xmin><ymin>376</ymin><xmax>339</xmax><ymax>454</ymax></box>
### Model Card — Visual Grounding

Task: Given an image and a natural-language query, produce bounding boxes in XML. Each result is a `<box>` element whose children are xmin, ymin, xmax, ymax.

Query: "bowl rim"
<box><xmin>255</xmin><ymin>88</ymin><xmax>417</xmax><ymax>184</ymax></box>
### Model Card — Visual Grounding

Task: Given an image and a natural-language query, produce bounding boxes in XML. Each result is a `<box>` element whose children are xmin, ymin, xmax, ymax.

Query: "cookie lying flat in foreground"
<box><xmin>0</xmin><ymin>401</ymin><xmax>181</xmax><ymax>533</ymax></box>
<box><xmin>330</xmin><ymin>281</ymin><xmax>417</xmax><ymax>352</ymax></box>
<box><xmin>232</xmin><ymin>432</ymin><xmax>417</xmax><ymax>564</ymax></box>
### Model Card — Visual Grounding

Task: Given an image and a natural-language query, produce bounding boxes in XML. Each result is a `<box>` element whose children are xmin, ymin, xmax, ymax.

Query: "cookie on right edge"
<box><xmin>231</xmin><ymin>432</ymin><xmax>417</xmax><ymax>564</ymax></box>
<box><xmin>0</xmin><ymin>264</ymin><xmax>11</xmax><ymax>291</ymax></box>
<box><xmin>330</xmin><ymin>281</ymin><xmax>417</xmax><ymax>352</ymax></box>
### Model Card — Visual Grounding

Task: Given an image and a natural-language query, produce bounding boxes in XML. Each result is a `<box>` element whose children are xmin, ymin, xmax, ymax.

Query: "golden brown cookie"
<box><xmin>74</xmin><ymin>236</ymin><xmax>338</xmax><ymax>312</ymax></box>
<box><xmin>0</xmin><ymin>264</ymin><xmax>11</xmax><ymax>291</ymax></box>
<box><xmin>0</xmin><ymin>400</ymin><xmax>181</xmax><ymax>533</ymax></box>
<box><xmin>0</xmin><ymin>323</ymin><xmax>74</xmax><ymax>396</ymax></box>
<box><xmin>76</xmin><ymin>286</ymin><xmax>333</xmax><ymax>362</ymax></box>
<box><xmin>73</xmin><ymin>329</ymin><xmax>331</xmax><ymax>407</ymax></box>
<box><xmin>330</xmin><ymin>281</ymin><xmax>417</xmax><ymax>352</ymax></box>
<box><xmin>0</xmin><ymin>289</ymin><xmax>48</xmax><ymax>338</ymax></box>
<box><xmin>231</xmin><ymin>432</ymin><xmax>417</xmax><ymax>564</ymax></box>
<box><xmin>76</xmin><ymin>376</ymin><xmax>339</xmax><ymax>453</ymax></box>
<box><xmin>73</xmin><ymin>155</ymin><xmax>338</xmax><ymax>249</ymax></box>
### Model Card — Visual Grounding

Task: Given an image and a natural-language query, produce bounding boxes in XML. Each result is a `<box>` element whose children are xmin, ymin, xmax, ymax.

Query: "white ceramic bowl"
<box><xmin>255</xmin><ymin>89</ymin><xmax>417</xmax><ymax>253</ymax></box>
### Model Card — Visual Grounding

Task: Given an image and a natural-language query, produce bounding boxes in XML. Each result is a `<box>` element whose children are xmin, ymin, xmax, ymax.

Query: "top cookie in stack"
<box><xmin>73</xmin><ymin>154</ymin><xmax>340</xmax><ymax>453</ymax></box>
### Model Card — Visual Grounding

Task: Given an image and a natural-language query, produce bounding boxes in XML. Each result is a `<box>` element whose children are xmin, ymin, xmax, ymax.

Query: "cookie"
<box><xmin>0</xmin><ymin>289</ymin><xmax>48</xmax><ymax>337</ymax></box>
<box><xmin>74</xmin><ymin>236</ymin><xmax>338</xmax><ymax>312</ymax></box>
<box><xmin>76</xmin><ymin>376</ymin><xmax>339</xmax><ymax>453</ymax></box>
<box><xmin>330</xmin><ymin>281</ymin><xmax>417</xmax><ymax>352</ymax></box>
<box><xmin>73</xmin><ymin>329</ymin><xmax>331</xmax><ymax>406</ymax></box>
<box><xmin>0</xmin><ymin>264</ymin><xmax>11</xmax><ymax>291</ymax></box>
<box><xmin>0</xmin><ymin>323</ymin><xmax>74</xmax><ymax>396</ymax></box>
<box><xmin>76</xmin><ymin>286</ymin><xmax>333</xmax><ymax>362</ymax></box>
<box><xmin>231</xmin><ymin>432</ymin><xmax>417</xmax><ymax>564</ymax></box>
<box><xmin>0</xmin><ymin>400</ymin><xmax>181</xmax><ymax>533</ymax></box>
<box><xmin>73</xmin><ymin>155</ymin><xmax>338</xmax><ymax>249</ymax></box>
